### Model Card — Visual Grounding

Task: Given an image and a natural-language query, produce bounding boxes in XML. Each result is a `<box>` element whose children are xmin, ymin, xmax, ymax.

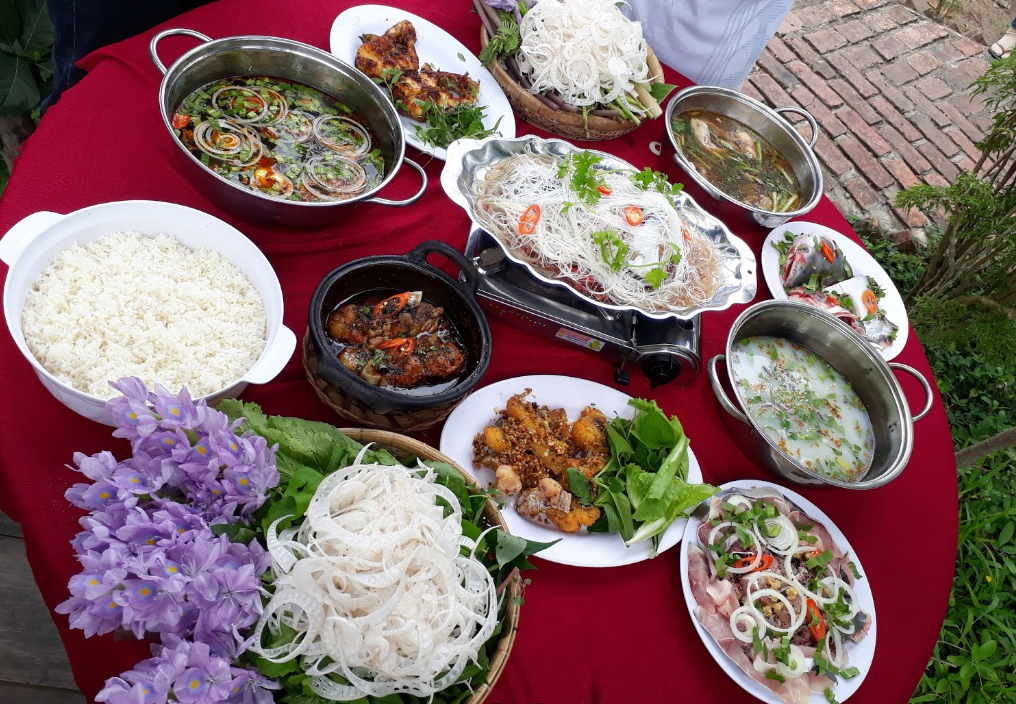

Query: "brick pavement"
<box><xmin>745</xmin><ymin>0</ymin><xmax>991</xmax><ymax>233</ymax></box>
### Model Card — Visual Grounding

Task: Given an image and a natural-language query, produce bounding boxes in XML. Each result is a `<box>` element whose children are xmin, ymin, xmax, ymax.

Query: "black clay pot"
<box><xmin>307</xmin><ymin>240</ymin><xmax>492</xmax><ymax>416</ymax></box>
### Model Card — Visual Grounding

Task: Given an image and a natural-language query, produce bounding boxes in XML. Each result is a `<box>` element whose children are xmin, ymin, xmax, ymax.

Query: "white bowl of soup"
<box><xmin>662</xmin><ymin>85</ymin><xmax>823</xmax><ymax>228</ymax></box>
<box><xmin>707</xmin><ymin>300</ymin><xmax>933</xmax><ymax>489</ymax></box>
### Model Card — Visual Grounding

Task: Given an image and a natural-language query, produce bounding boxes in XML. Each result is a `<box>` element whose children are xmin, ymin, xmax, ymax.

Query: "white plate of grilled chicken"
<box><xmin>439</xmin><ymin>375</ymin><xmax>703</xmax><ymax>567</ymax></box>
<box><xmin>330</xmin><ymin>5</ymin><xmax>516</xmax><ymax>160</ymax></box>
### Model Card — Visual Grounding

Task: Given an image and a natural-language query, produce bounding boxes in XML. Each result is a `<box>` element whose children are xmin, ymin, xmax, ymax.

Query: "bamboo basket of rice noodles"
<box><xmin>233</xmin><ymin>410</ymin><xmax>543</xmax><ymax>704</ymax></box>
<box><xmin>473</xmin><ymin>0</ymin><xmax>674</xmax><ymax>140</ymax></box>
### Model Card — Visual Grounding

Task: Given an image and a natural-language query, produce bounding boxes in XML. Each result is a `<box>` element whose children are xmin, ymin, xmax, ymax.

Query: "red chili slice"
<box><xmin>821</xmin><ymin>240</ymin><xmax>835</xmax><ymax>263</ymax></box>
<box><xmin>624</xmin><ymin>206</ymin><xmax>644</xmax><ymax>226</ymax></box>
<box><xmin>731</xmin><ymin>554</ymin><xmax>774</xmax><ymax>572</ymax></box>
<box><xmin>171</xmin><ymin>113</ymin><xmax>190</xmax><ymax>129</ymax></box>
<box><xmin>378</xmin><ymin>338</ymin><xmax>415</xmax><ymax>356</ymax></box>
<box><xmin>597</xmin><ymin>184</ymin><xmax>613</xmax><ymax>195</ymax></box>
<box><xmin>806</xmin><ymin>598</ymin><xmax>827</xmax><ymax>640</ymax></box>
<box><xmin>519</xmin><ymin>205</ymin><xmax>541</xmax><ymax>235</ymax></box>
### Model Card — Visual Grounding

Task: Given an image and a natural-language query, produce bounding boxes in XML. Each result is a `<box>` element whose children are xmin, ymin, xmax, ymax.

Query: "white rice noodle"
<box><xmin>472</xmin><ymin>152</ymin><xmax>722</xmax><ymax>313</ymax></box>
<box><xmin>518</xmin><ymin>0</ymin><xmax>652</xmax><ymax>109</ymax></box>
<box><xmin>250</xmin><ymin>447</ymin><xmax>498</xmax><ymax>701</ymax></box>
<box><xmin>21</xmin><ymin>232</ymin><xmax>266</xmax><ymax>399</ymax></box>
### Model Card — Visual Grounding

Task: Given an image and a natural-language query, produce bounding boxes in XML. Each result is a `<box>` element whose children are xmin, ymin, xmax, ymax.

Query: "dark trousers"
<box><xmin>44</xmin><ymin>0</ymin><xmax>211</xmax><ymax>110</ymax></box>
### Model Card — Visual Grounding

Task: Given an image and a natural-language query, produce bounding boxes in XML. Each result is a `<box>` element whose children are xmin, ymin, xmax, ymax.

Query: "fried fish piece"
<box><xmin>355</xmin><ymin>20</ymin><xmax>419</xmax><ymax>79</ymax></box>
<box><xmin>390</xmin><ymin>68</ymin><xmax>480</xmax><ymax>119</ymax></box>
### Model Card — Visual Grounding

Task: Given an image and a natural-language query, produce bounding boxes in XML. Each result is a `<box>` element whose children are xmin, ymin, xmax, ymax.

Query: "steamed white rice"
<box><xmin>21</xmin><ymin>231</ymin><xmax>267</xmax><ymax>399</ymax></box>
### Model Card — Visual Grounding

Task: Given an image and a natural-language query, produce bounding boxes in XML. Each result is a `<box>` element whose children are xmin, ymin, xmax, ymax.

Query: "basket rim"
<box><xmin>336</xmin><ymin>428</ymin><xmax>519</xmax><ymax>704</ymax></box>
<box><xmin>478</xmin><ymin>24</ymin><xmax>664</xmax><ymax>133</ymax></box>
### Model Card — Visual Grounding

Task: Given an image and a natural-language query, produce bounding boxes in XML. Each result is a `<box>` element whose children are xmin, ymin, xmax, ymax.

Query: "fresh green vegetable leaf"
<box><xmin>15</xmin><ymin>0</ymin><xmax>53</xmax><ymax>54</ymax></box>
<box><xmin>478</xmin><ymin>11</ymin><xmax>520</xmax><ymax>68</ymax></box>
<box><xmin>0</xmin><ymin>53</ymin><xmax>39</xmax><ymax>118</ymax></box>
<box><xmin>566</xmin><ymin>467</ymin><xmax>593</xmax><ymax>504</ymax></box>
<box><xmin>647</xmin><ymin>82</ymin><xmax>677</xmax><ymax>105</ymax></box>
<box><xmin>413</xmin><ymin>99</ymin><xmax>502</xmax><ymax>149</ymax></box>
<box><xmin>492</xmin><ymin>531</ymin><xmax>559</xmax><ymax>572</ymax></box>
<box><xmin>0</xmin><ymin>0</ymin><xmax>20</xmax><ymax>49</ymax></box>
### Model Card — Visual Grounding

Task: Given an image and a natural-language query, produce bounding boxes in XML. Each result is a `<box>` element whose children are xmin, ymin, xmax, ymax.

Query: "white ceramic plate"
<box><xmin>439</xmin><ymin>375</ymin><xmax>703</xmax><ymax>567</ymax></box>
<box><xmin>329</xmin><ymin>5</ymin><xmax>516</xmax><ymax>160</ymax></box>
<box><xmin>679</xmin><ymin>479</ymin><xmax>877</xmax><ymax>704</ymax></box>
<box><xmin>761</xmin><ymin>221</ymin><xmax>908</xmax><ymax>361</ymax></box>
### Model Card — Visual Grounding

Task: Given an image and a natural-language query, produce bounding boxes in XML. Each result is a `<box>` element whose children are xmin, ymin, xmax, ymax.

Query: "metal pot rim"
<box><xmin>152</xmin><ymin>30</ymin><xmax>418</xmax><ymax>209</ymax></box>
<box><xmin>720</xmin><ymin>300</ymin><xmax>915</xmax><ymax>490</ymax></box>
<box><xmin>663</xmin><ymin>85</ymin><xmax>824</xmax><ymax>220</ymax></box>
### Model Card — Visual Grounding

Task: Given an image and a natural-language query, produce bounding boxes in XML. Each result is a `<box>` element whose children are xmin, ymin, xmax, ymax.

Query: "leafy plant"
<box><xmin>895</xmin><ymin>54</ymin><xmax>1016</xmax><ymax>308</ymax></box>
<box><xmin>910</xmin><ymin>457</ymin><xmax>1016</xmax><ymax>704</ymax></box>
<box><xmin>853</xmin><ymin>218</ymin><xmax>1016</xmax><ymax>704</ymax></box>
<box><xmin>0</xmin><ymin>0</ymin><xmax>54</xmax><ymax>118</ymax></box>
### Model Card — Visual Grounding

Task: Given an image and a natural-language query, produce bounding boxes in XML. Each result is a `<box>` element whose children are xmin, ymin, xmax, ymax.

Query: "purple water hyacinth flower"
<box><xmin>109</xmin><ymin>397</ymin><xmax>159</xmax><ymax>443</ymax></box>
<box><xmin>227</xmin><ymin>668</ymin><xmax>279</xmax><ymax>704</ymax></box>
<box><xmin>151</xmin><ymin>385</ymin><xmax>201</xmax><ymax>429</ymax></box>
<box><xmin>66</xmin><ymin>380</ymin><xmax>281</xmax><ymax>700</ymax></box>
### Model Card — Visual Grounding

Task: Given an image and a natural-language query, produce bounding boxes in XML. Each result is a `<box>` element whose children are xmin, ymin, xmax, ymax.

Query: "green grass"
<box><xmin>853</xmin><ymin>219</ymin><xmax>1016</xmax><ymax>703</ymax></box>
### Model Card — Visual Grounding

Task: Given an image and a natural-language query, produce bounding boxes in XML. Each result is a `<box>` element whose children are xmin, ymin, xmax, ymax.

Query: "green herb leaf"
<box><xmin>566</xmin><ymin>467</ymin><xmax>593</xmax><ymax>505</ymax></box>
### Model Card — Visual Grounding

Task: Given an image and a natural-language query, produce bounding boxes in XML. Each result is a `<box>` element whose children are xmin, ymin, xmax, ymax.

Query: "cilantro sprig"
<box><xmin>413</xmin><ymin>98</ymin><xmax>502</xmax><ymax>149</ymax></box>
<box><xmin>557</xmin><ymin>151</ymin><xmax>609</xmax><ymax>207</ymax></box>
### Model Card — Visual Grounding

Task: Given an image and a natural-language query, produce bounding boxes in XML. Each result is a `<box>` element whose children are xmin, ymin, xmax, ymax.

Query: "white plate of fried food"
<box><xmin>330</xmin><ymin>4</ymin><xmax>515</xmax><ymax>160</ymax></box>
<box><xmin>439</xmin><ymin>375</ymin><xmax>705</xmax><ymax>568</ymax></box>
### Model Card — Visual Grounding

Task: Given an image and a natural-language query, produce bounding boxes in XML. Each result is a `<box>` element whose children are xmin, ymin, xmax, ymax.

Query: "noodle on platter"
<box><xmin>471</xmin><ymin>151</ymin><xmax>723</xmax><ymax>312</ymax></box>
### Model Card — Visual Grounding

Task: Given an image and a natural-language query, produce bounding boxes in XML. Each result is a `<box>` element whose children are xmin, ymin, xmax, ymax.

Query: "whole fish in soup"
<box><xmin>671</xmin><ymin>109</ymin><xmax>802</xmax><ymax>213</ymax></box>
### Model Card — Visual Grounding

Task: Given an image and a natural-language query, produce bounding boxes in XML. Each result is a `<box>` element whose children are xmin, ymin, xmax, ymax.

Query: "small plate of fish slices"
<box><xmin>760</xmin><ymin>221</ymin><xmax>909</xmax><ymax>361</ymax></box>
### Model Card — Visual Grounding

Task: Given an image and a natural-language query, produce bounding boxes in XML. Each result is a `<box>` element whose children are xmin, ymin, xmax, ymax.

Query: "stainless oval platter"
<box><xmin>441</xmin><ymin>136</ymin><xmax>757</xmax><ymax>321</ymax></box>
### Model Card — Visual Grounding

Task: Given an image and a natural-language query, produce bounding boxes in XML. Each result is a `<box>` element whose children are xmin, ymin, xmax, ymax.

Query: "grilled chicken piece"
<box><xmin>390</xmin><ymin>69</ymin><xmax>480</xmax><ymax>119</ymax></box>
<box><xmin>355</xmin><ymin>20</ymin><xmax>419</xmax><ymax>79</ymax></box>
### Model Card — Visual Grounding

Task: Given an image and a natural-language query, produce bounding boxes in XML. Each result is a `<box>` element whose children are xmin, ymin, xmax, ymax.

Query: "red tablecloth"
<box><xmin>0</xmin><ymin>1</ymin><xmax>957</xmax><ymax>702</ymax></box>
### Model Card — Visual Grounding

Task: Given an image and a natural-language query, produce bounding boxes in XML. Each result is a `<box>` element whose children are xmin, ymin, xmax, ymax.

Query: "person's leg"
<box><xmin>989</xmin><ymin>15</ymin><xmax>1016</xmax><ymax>60</ymax></box>
<box><xmin>43</xmin><ymin>0</ymin><xmax>210</xmax><ymax>111</ymax></box>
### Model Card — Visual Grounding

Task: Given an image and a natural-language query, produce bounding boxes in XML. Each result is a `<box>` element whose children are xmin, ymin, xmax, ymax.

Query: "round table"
<box><xmin>0</xmin><ymin>1</ymin><xmax>957</xmax><ymax>702</ymax></box>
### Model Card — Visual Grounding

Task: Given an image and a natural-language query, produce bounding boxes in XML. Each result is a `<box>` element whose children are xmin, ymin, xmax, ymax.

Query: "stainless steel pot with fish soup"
<box><xmin>663</xmin><ymin>86</ymin><xmax>823</xmax><ymax>228</ymax></box>
<box><xmin>708</xmin><ymin>300</ymin><xmax>933</xmax><ymax>489</ymax></box>
<box><xmin>150</xmin><ymin>29</ymin><xmax>427</xmax><ymax>228</ymax></box>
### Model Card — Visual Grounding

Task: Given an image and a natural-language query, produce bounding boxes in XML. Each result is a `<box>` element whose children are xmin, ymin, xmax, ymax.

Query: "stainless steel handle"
<box><xmin>149</xmin><ymin>28</ymin><xmax>212</xmax><ymax>75</ymax></box>
<box><xmin>889</xmin><ymin>362</ymin><xmax>934</xmax><ymax>422</ymax></box>
<box><xmin>366</xmin><ymin>158</ymin><xmax>428</xmax><ymax>207</ymax></box>
<box><xmin>774</xmin><ymin>106</ymin><xmax>820</xmax><ymax>149</ymax></box>
<box><xmin>708</xmin><ymin>355</ymin><xmax>749</xmax><ymax>425</ymax></box>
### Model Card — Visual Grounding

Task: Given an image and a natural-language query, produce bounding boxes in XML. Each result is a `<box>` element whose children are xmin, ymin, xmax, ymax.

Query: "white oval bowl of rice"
<box><xmin>0</xmin><ymin>200</ymin><xmax>297</xmax><ymax>425</ymax></box>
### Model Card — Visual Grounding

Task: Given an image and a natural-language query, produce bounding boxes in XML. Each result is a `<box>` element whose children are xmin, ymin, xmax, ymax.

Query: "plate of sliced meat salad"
<box><xmin>680</xmin><ymin>480</ymin><xmax>876</xmax><ymax>704</ymax></box>
<box><xmin>760</xmin><ymin>221</ymin><xmax>908</xmax><ymax>361</ymax></box>
<box><xmin>329</xmin><ymin>5</ymin><xmax>515</xmax><ymax>160</ymax></box>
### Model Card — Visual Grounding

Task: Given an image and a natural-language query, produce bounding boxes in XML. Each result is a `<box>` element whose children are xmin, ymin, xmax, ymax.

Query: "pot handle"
<box><xmin>708</xmin><ymin>355</ymin><xmax>749</xmax><ymax>425</ymax></box>
<box><xmin>0</xmin><ymin>211</ymin><xmax>63</xmax><ymax>267</ymax></box>
<box><xmin>407</xmin><ymin>240</ymin><xmax>481</xmax><ymax>296</ymax></box>
<box><xmin>364</xmin><ymin>158</ymin><xmax>428</xmax><ymax>207</ymax></box>
<box><xmin>774</xmin><ymin>106</ymin><xmax>820</xmax><ymax>149</ymax></box>
<box><xmin>150</xmin><ymin>28</ymin><xmax>212</xmax><ymax>75</ymax></box>
<box><xmin>888</xmin><ymin>362</ymin><xmax>934</xmax><ymax>422</ymax></box>
<box><xmin>241</xmin><ymin>325</ymin><xmax>297</xmax><ymax>384</ymax></box>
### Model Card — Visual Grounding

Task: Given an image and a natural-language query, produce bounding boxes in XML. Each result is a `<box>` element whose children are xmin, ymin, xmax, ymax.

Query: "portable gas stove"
<box><xmin>463</xmin><ymin>227</ymin><xmax>701</xmax><ymax>388</ymax></box>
